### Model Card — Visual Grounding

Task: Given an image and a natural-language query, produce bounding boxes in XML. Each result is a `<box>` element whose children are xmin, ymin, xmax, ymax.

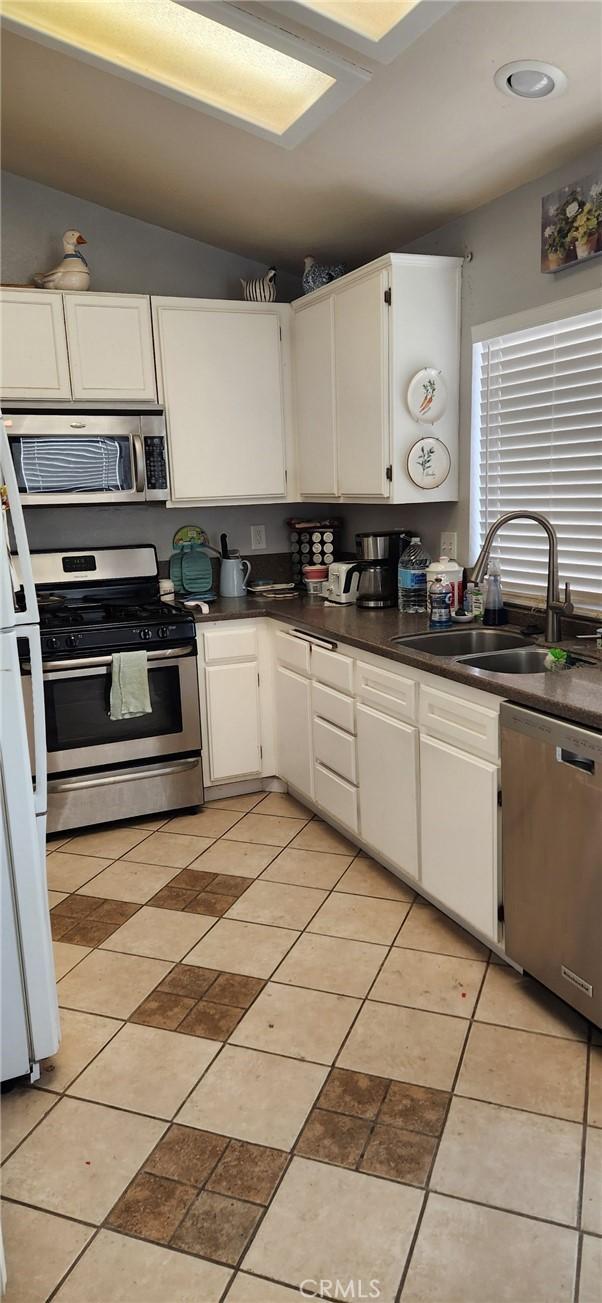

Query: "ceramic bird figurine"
<box><xmin>302</xmin><ymin>255</ymin><xmax>346</xmax><ymax>294</ymax></box>
<box><xmin>33</xmin><ymin>230</ymin><xmax>90</xmax><ymax>290</ymax></box>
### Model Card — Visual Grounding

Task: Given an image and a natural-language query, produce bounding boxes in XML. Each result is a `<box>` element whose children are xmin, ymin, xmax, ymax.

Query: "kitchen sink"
<box><xmin>390</xmin><ymin>629</ymin><xmax>531</xmax><ymax>656</ymax></box>
<box><xmin>460</xmin><ymin>647</ymin><xmax>585</xmax><ymax>674</ymax></box>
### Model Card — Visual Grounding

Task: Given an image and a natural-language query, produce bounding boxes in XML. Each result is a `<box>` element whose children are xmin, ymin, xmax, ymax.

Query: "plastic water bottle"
<box><xmin>398</xmin><ymin>537</ymin><xmax>430</xmax><ymax>613</ymax></box>
<box><xmin>429</xmin><ymin>576</ymin><xmax>453</xmax><ymax>625</ymax></box>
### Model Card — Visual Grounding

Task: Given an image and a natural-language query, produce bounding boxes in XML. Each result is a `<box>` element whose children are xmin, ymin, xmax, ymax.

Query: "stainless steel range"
<box><xmin>16</xmin><ymin>546</ymin><xmax>204</xmax><ymax>833</ymax></box>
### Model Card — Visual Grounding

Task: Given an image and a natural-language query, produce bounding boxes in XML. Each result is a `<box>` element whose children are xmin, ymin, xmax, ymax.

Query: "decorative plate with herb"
<box><xmin>407</xmin><ymin>437</ymin><xmax>451</xmax><ymax>489</ymax></box>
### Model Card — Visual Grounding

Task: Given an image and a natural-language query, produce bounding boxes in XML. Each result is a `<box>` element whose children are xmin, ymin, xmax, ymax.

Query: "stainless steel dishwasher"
<box><xmin>501</xmin><ymin>702</ymin><xmax>602</xmax><ymax>1026</ymax></box>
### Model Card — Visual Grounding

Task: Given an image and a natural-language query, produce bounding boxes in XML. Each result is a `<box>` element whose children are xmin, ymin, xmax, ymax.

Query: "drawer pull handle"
<box><xmin>291</xmin><ymin>628</ymin><xmax>338</xmax><ymax>651</ymax></box>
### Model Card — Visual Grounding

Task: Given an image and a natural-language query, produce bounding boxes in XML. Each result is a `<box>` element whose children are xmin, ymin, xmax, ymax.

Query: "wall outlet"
<box><xmin>440</xmin><ymin>531</ymin><xmax>458</xmax><ymax>560</ymax></box>
<box><xmin>250</xmin><ymin>524</ymin><xmax>267</xmax><ymax>551</ymax></box>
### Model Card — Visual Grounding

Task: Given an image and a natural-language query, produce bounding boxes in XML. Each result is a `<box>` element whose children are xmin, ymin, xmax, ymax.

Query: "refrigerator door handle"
<box><xmin>0</xmin><ymin>422</ymin><xmax>38</xmax><ymax>625</ymax></box>
<box><xmin>26</xmin><ymin>630</ymin><xmax>47</xmax><ymax>815</ymax></box>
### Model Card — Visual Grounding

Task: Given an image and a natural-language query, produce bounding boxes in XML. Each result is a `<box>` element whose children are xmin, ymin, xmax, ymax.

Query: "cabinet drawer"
<box><xmin>419</xmin><ymin>684</ymin><xmax>499</xmax><ymax>761</ymax></box>
<box><xmin>275</xmin><ymin>630</ymin><xmax>310</xmax><ymax>675</ymax></box>
<box><xmin>312</xmin><ymin>681</ymin><xmax>355</xmax><ymax>734</ymax></box>
<box><xmin>311</xmin><ymin>646</ymin><xmax>354</xmax><ymax>695</ymax></box>
<box><xmin>313</xmin><ymin>716</ymin><xmax>357</xmax><ymax>785</ymax></box>
<box><xmin>314</xmin><ymin>762</ymin><xmax>358</xmax><ymax>833</ymax></box>
<box><xmin>356</xmin><ymin>660</ymin><xmax>417</xmax><ymax>723</ymax></box>
<box><xmin>204</xmin><ymin>625</ymin><xmax>258</xmax><ymax>663</ymax></box>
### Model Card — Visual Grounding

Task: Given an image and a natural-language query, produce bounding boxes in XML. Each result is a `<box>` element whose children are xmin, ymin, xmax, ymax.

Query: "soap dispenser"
<box><xmin>483</xmin><ymin>560</ymin><xmax>507</xmax><ymax>626</ymax></box>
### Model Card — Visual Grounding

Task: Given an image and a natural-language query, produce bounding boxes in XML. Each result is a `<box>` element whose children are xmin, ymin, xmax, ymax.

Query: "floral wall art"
<box><xmin>541</xmin><ymin>170</ymin><xmax>602</xmax><ymax>272</ymax></box>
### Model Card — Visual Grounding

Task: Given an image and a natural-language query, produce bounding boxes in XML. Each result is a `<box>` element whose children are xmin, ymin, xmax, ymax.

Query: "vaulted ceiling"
<box><xmin>2</xmin><ymin>1</ymin><xmax>600</xmax><ymax>268</ymax></box>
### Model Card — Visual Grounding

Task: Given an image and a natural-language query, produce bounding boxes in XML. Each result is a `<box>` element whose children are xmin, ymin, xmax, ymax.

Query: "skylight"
<box><xmin>300</xmin><ymin>0</ymin><xmax>420</xmax><ymax>42</ymax></box>
<box><xmin>0</xmin><ymin>0</ymin><xmax>336</xmax><ymax>135</ymax></box>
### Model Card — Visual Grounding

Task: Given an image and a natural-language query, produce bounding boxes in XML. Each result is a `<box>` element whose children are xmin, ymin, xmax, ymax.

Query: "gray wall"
<box><xmin>1</xmin><ymin>170</ymin><xmax>300</xmax><ymax>299</ymax></box>
<box><xmin>400</xmin><ymin>148</ymin><xmax>602</xmax><ymax>562</ymax></box>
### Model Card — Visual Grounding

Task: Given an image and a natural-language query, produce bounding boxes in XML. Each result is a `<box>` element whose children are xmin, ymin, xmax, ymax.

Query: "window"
<box><xmin>473</xmin><ymin>302</ymin><xmax>602</xmax><ymax>612</ymax></box>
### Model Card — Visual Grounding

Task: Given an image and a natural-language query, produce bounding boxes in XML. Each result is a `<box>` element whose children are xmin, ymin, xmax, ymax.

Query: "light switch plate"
<box><xmin>440</xmin><ymin>530</ymin><xmax>457</xmax><ymax>559</ymax></box>
<box><xmin>250</xmin><ymin>524</ymin><xmax>267</xmax><ymax>550</ymax></box>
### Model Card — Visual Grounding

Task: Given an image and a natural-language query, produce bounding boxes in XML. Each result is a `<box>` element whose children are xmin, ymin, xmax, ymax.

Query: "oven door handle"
<box><xmin>23</xmin><ymin>645</ymin><xmax>194</xmax><ymax>673</ymax></box>
<box><xmin>48</xmin><ymin>756</ymin><xmax>201</xmax><ymax>793</ymax></box>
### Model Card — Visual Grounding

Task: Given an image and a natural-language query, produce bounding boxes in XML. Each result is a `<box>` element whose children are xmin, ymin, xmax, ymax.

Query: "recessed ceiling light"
<box><xmin>0</xmin><ymin>0</ymin><xmax>368</xmax><ymax>145</ymax></box>
<box><xmin>495</xmin><ymin>60</ymin><xmax>567</xmax><ymax>100</ymax></box>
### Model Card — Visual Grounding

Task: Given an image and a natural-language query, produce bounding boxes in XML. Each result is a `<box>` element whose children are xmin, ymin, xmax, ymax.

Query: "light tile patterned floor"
<box><xmin>1</xmin><ymin>789</ymin><xmax>599</xmax><ymax>1303</ymax></box>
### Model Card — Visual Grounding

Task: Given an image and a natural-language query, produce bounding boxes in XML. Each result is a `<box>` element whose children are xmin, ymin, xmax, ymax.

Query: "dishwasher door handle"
<box><xmin>556</xmin><ymin>747</ymin><xmax>595</xmax><ymax>775</ymax></box>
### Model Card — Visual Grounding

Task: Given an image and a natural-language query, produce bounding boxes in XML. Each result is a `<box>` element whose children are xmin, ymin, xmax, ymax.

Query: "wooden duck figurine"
<box><xmin>34</xmin><ymin>230</ymin><xmax>90</xmax><ymax>291</ymax></box>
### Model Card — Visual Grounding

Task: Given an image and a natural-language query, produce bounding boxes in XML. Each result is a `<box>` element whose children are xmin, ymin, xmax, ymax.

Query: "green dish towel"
<box><xmin>110</xmin><ymin>651</ymin><xmax>152</xmax><ymax>720</ymax></box>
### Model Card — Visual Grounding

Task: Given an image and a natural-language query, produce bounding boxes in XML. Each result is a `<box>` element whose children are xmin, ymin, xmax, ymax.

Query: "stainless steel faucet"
<box><xmin>471</xmin><ymin>511</ymin><xmax>573</xmax><ymax>643</ymax></box>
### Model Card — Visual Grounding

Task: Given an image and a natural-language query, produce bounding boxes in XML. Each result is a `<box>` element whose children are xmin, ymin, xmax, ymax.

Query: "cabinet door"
<box><xmin>206</xmin><ymin>662</ymin><xmax>261</xmax><ymax>781</ymax></box>
<box><xmin>64</xmin><ymin>294</ymin><xmax>156</xmax><ymax>401</ymax></box>
<box><xmin>293</xmin><ymin>297</ymin><xmax>337</xmax><ymax>497</ymax></box>
<box><xmin>275</xmin><ymin>666</ymin><xmax>313</xmax><ymax>800</ymax></box>
<box><xmin>334</xmin><ymin>270</ymin><xmax>389</xmax><ymax>498</ymax></box>
<box><xmin>419</xmin><ymin>734</ymin><xmax>499</xmax><ymax>940</ymax></box>
<box><xmin>357</xmin><ymin>704</ymin><xmax>419</xmax><ymax>880</ymax></box>
<box><xmin>0</xmin><ymin>290</ymin><xmax>71</xmax><ymax>399</ymax></box>
<box><xmin>154</xmin><ymin>301</ymin><xmax>286</xmax><ymax>501</ymax></box>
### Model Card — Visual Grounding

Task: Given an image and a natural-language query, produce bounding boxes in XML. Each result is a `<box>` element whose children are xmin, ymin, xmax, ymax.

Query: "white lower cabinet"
<box><xmin>357</xmin><ymin>703</ymin><xmax>419</xmax><ymax>881</ymax></box>
<box><xmin>314</xmin><ymin>762</ymin><xmax>358</xmax><ymax>834</ymax></box>
<box><xmin>275</xmin><ymin>665</ymin><xmax>314</xmax><ymax>801</ymax></box>
<box><xmin>206</xmin><ymin>662</ymin><xmax>261</xmax><ymax>782</ymax></box>
<box><xmin>419</xmin><ymin>733</ymin><xmax>499</xmax><ymax>940</ymax></box>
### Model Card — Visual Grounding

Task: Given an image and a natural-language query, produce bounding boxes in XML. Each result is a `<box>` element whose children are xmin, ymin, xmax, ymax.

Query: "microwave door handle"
<box><xmin>28</xmin><ymin>630</ymin><xmax>47</xmax><ymax>814</ymax></box>
<box><xmin>132</xmin><ymin>432</ymin><xmax>145</xmax><ymax>494</ymax></box>
<box><xmin>0</xmin><ymin>423</ymin><xmax>38</xmax><ymax>623</ymax></box>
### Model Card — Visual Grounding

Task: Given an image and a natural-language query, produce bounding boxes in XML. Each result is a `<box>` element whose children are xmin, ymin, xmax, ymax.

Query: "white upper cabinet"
<box><xmin>63</xmin><ymin>294</ymin><xmax>156</xmax><ymax>401</ymax></box>
<box><xmin>0</xmin><ymin>290</ymin><xmax>71</xmax><ymax>399</ymax></box>
<box><xmin>334</xmin><ymin>266</ymin><xmax>390</xmax><ymax>499</ymax></box>
<box><xmin>153</xmin><ymin>298</ymin><xmax>287</xmax><ymax>503</ymax></box>
<box><xmin>293</xmin><ymin>295</ymin><xmax>337</xmax><ymax>497</ymax></box>
<box><xmin>291</xmin><ymin>253</ymin><xmax>462</xmax><ymax>504</ymax></box>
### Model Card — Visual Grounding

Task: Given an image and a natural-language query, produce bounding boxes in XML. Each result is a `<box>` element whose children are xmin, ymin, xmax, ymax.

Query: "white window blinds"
<box><xmin>475</xmin><ymin>306</ymin><xmax>602</xmax><ymax>611</ymax></box>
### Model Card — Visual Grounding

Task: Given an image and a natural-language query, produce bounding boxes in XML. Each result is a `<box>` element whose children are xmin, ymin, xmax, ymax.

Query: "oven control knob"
<box><xmin>139</xmin><ymin>628</ymin><xmax>152</xmax><ymax>641</ymax></box>
<box><xmin>65</xmin><ymin>635</ymin><xmax>78</xmax><ymax>648</ymax></box>
<box><xmin>46</xmin><ymin>636</ymin><xmax>60</xmax><ymax>651</ymax></box>
<box><xmin>157</xmin><ymin>625</ymin><xmax>168</xmax><ymax>639</ymax></box>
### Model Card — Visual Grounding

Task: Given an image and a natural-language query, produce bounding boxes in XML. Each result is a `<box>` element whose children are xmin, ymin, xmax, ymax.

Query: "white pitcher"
<box><xmin>219</xmin><ymin>555</ymin><xmax>251</xmax><ymax>597</ymax></box>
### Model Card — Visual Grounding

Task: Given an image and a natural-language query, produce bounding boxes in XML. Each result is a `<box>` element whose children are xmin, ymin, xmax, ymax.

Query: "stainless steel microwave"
<box><xmin>2</xmin><ymin>412</ymin><xmax>169</xmax><ymax>505</ymax></box>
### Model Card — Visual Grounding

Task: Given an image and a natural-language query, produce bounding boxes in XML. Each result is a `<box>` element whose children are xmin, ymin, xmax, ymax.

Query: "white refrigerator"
<box><xmin>1</xmin><ymin>419</ymin><xmax>59</xmax><ymax>1082</ymax></box>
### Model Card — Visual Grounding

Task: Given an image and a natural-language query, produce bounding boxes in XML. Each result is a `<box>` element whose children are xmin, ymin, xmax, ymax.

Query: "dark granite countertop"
<box><xmin>190</xmin><ymin>595</ymin><xmax>602</xmax><ymax>730</ymax></box>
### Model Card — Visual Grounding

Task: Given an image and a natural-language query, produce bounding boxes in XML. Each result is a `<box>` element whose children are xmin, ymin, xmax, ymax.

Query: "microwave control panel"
<box><xmin>144</xmin><ymin>436</ymin><xmax>169</xmax><ymax>496</ymax></box>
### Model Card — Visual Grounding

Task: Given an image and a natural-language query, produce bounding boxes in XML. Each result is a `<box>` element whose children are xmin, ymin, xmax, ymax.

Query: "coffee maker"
<box><xmin>355</xmin><ymin>532</ymin><xmax>410</xmax><ymax>609</ymax></box>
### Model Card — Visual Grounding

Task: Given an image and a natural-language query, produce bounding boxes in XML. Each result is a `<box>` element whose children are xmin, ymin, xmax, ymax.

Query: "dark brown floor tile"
<box><xmin>52</xmin><ymin>895</ymin><xmax>105</xmax><ymax>919</ymax></box>
<box><xmin>359</xmin><ymin>1124</ymin><xmax>436</xmax><ymax>1185</ymax></box>
<box><xmin>206</xmin><ymin>1139</ymin><xmax>287</xmax><ymax>1204</ymax></box>
<box><xmin>61</xmin><ymin>918</ymin><xmax>122</xmax><ymax>947</ymax></box>
<box><xmin>179</xmin><ymin>999</ymin><xmax>244</xmax><ymax>1041</ymax></box>
<box><xmin>317</xmin><ymin>1068</ymin><xmax>389</xmax><ymax>1120</ymax></box>
<box><xmin>207</xmin><ymin>972</ymin><xmax>264</xmax><ymax>1009</ymax></box>
<box><xmin>157</xmin><ymin>964</ymin><xmax>219</xmax><ymax>999</ymax></box>
<box><xmin>379</xmin><ymin>1081</ymin><xmax>449</xmax><ymax>1136</ymax></box>
<box><xmin>209</xmin><ymin>874</ymin><xmax>254</xmax><ymax>898</ymax></box>
<box><xmin>185</xmin><ymin>892</ymin><xmax>238</xmax><ymax>917</ymax></box>
<box><xmin>168</xmin><ymin>868</ymin><xmax>217</xmax><ymax>891</ymax></box>
<box><xmin>171</xmin><ymin>1190</ymin><xmax>261</xmax><ymax>1265</ymax></box>
<box><xmin>92</xmin><ymin>899</ymin><xmax>140</xmax><ymax>925</ymax></box>
<box><xmin>106</xmin><ymin>1172</ymin><xmax>196</xmax><ymax>1244</ymax></box>
<box><xmin>51</xmin><ymin>914</ymin><xmax>76</xmax><ymax>940</ymax></box>
<box><xmin>130</xmin><ymin>990</ymin><xmax>196</xmax><ymax>1030</ymax></box>
<box><xmin>149</xmin><ymin>885</ymin><xmax>200</xmax><ymax>911</ymax></box>
<box><xmin>295</xmin><ymin>1108</ymin><xmax>371</xmax><ymax>1168</ymax></box>
<box><xmin>145</xmin><ymin>1124</ymin><xmax>229</xmax><ymax>1185</ymax></box>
